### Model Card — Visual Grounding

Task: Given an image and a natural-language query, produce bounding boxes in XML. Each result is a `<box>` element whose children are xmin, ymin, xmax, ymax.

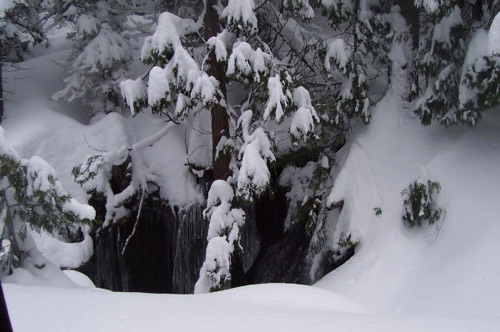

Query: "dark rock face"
<box><xmin>79</xmin><ymin>195</ymin><xmax>208</xmax><ymax>293</ymax></box>
<box><xmin>248</xmin><ymin>223</ymin><xmax>311</xmax><ymax>285</ymax></box>
<box><xmin>171</xmin><ymin>206</ymin><xmax>208</xmax><ymax>294</ymax></box>
<box><xmin>79</xmin><ymin>177</ymin><xmax>337</xmax><ymax>293</ymax></box>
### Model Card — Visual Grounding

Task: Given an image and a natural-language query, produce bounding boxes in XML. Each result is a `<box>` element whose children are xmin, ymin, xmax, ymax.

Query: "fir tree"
<box><xmin>1</xmin><ymin>0</ymin><xmax>46</xmax><ymax>123</ymax></box>
<box><xmin>0</xmin><ymin>127</ymin><xmax>94</xmax><ymax>276</ymax></box>
<box><xmin>120</xmin><ymin>0</ymin><xmax>320</xmax><ymax>292</ymax></box>
<box><xmin>52</xmin><ymin>0</ymin><xmax>153</xmax><ymax>115</ymax></box>
<box><xmin>414</xmin><ymin>0</ymin><xmax>499</xmax><ymax>126</ymax></box>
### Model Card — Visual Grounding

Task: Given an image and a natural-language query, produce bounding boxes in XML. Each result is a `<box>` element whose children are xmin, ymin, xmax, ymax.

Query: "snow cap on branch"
<box><xmin>222</xmin><ymin>0</ymin><xmax>258</xmax><ymax>36</ymax></box>
<box><xmin>147</xmin><ymin>67</ymin><xmax>171</xmax><ymax>108</ymax></box>
<box><xmin>324</xmin><ymin>38</ymin><xmax>351</xmax><ymax>74</ymax></box>
<box><xmin>227</xmin><ymin>42</ymin><xmax>270</xmax><ymax>82</ymax></box>
<box><xmin>141</xmin><ymin>12</ymin><xmax>196</xmax><ymax>64</ymax></box>
<box><xmin>196</xmin><ymin>180</ymin><xmax>245</xmax><ymax>293</ymax></box>
<box><xmin>264</xmin><ymin>74</ymin><xmax>292</xmax><ymax>121</ymax></box>
<box><xmin>236</xmin><ymin>111</ymin><xmax>276</xmax><ymax>199</ymax></box>
<box><xmin>290</xmin><ymin>87</ymin><xmax>319</xmax><ymax>138</ymax></box>
<box><xmin>120</xmin><ymin>78</ymin><xmax>147</xmax><ymax>115</ymax></box>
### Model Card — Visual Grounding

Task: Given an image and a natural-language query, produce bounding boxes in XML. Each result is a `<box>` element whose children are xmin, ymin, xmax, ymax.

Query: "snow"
<box><xmin>30</xmin><ymin>229</ymin><xmax>93</xmax><ymax>269</ymax></box>
<box><xmin>0</xmin><ymin>0</ymin><xmax>17</xmax><ymax>16</ymax></box>
<box><xmin>283</xmin><ymin>0</ymin><xmax>314</xmax><ymax>19</ymax></box>
<box><xmin>279</xmin><ymin>162</ymin><xmax>318</xmax><ymax>229</ymax></box>
<box><xmin>4</xmin><ymin>103</ymin><xmax>202</xmax><ymax>207</ymax></box>
<box><xmin>76</xmin><ymin>14</ymin><xmax>100</xmax><ymax>37</ymax></box>
<box><xmin>227</xmin><ymin>42</ymin><xmax>269</xmax><ymax>82</ymax></box>
<box><xmin>5</xmin><ymin>282</ymin><xmax>500</xmax><ymax>331</ymax></box>
<box><xmin>236</xmin><ymin>111</ymin><xmax>276</xmax><ymax>199</ymax></box>
<box><xmin>147</xmin><ymin>67</ymin><xmax>171</xmax><ymax>107</ymax></box>
<box><xmin>74</xmin><ymin>23</ymin><xmax>129</xmax><ymax>73</ymax></box>
<box><xmin>290</xmin><ymin>86</ymin><xmax>319</xmax><ymax>138</ymax></box>
<box><xmin>324</xmin><ymin>38</ymin><xmax>350</xmax><ymax>74</ymax></box>
<box><xmin>140</xmin><ymin>12</ymin><xmax>195</xmax><ymax>61</ymax></box>
<box><xmin>207</xmin><ymin>35</ymin><xmax>228</xmax><ymax>63</ymax></box>
<box><xmin>196</xmin><ymin>180</ymin><xmax>245</xmax><ymax>293</ymax></box>
<box><xmin>316</xmin><ymin>89</ymin><xmax>500</xmax><ymax>319</ymax></box>
<box><xmin>432</xmin><ymin>6</ymin><xmax>462</xmax><ymax>46</ymax></box>
<box><xmin>62</xmin><ymin>270</ymin><xmax>96</xmax><ymax>288</ymax></box>
<box><xmin>206</xmin><ymin>179</ymin><xmax>235</xmax><ymax>207</ymax></box>
<box><xmin>489</xmin><ymin>12</ymin><xmax>500</xmax><ymax>55</ymax></box>
<box><xmin>264</xmin><ymin>74</ymin><xmax>288</xmax><ymax>121</ymax></box>
<box><xmin>121</xmin><ymin>78</ymin><xmax>147</xmax><ymax>115</ymax></box>
<box><xmin>222</xmin><ymin>0</ymin><xmax>258</xmax><ymax>35</ymax></box>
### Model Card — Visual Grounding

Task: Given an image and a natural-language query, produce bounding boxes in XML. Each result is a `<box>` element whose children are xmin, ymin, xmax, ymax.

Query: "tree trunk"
<box><xmin>204</xmin><ymin>0</ymin><xmax>230</xmax><ymax>181</ymax></box>
<box><xmin>395</xmin><ymin>0</ymin><xmax>419</xmax><ymax>98</ymax></box>
<box><xmin>395</xmin><ymin>0</ymin><xmax>419</xmax><ymax>51</ymax></box>
<box><xmin>0</xmin><ymin>40</ymin><xmax>4</xmax><ymax>125</ymax></box>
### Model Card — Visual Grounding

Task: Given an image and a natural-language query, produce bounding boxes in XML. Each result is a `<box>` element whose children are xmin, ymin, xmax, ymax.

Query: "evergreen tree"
<box><xmin>318</xmin><ymin>0</ymin><xmax>399</xmax><ymax>126</ymax></box>
<box><xmin>1</xmin><ymin>0</ymin><xmax>46</xmax><ymax>123</ymax></box>
<box><xmin>120</xmin><ymin>0</ymin><xmax>320</xmax><ymax>292</ymax></box>
<box><xmin>0</xmin><ymin>127</ymin><xmax>94</xmax><ymax>276</ymax></box>
<box><xmin>52</xmin><ymin>0</ymin><xmax>154</xmax><ymax>115</ymax></box>
<box><xmin>414</xmin><ymin>0</ymin><xmax>499</xmax><ymax>126</ymax></box>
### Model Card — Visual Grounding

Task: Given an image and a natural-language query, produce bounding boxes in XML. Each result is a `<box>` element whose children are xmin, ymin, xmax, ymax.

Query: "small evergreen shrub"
<box><xmin>401</xmin><ymin>180</ymin><xmax>443</xmax><ymax>227</ymax></box>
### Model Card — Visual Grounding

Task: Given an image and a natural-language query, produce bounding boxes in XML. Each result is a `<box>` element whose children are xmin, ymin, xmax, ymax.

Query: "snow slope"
<box><xmin>316</xmin><ymin>92</ymin><xmax>500</xmax><ymax>319</ymax></box>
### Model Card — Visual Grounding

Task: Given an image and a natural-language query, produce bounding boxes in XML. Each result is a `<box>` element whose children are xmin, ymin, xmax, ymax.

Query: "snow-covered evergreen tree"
<box><xmin>456</xmin><ymin>10</ymin><xmax>500</xmax><ymax>125</ymax></box>
<box><xmin>194</xmin><ymin>180</ymin><xmax>245</xmax><ymax>293</ymax></box>
<box><xmin>1</xmin><ymin>0</ymin><xmax>47</xmax><ymax>122</ymax></box>
<box><xmin>414</xmin><ymin>0</ymin><xmax>499</xmax><ymax>126</ymax></box>
<box><xmin>0</xmin><ymin>127</ymin><xmax>95</xmax><ymax>276</ymax></box>
<box><xmin>318</xmin><ymin>0</ymin><xmax>399</xmax><ymax>126</ymax></box>
<box><xmin>52</xmin><ymin>0</ymin><xmax>153</xmax><ymax>115</ymax></box>
<box><xmin>121</xmin><ymin>0</ymin><xmax>320</xmax><ymax>292</ymax></box>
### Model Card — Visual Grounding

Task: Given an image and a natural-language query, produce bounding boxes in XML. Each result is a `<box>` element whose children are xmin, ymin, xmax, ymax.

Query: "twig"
<box><xmin>427</xmin><ymin>210</ymin><xmax>446</xmax><ymax>243</ymax></box>
<box><xmin>121</xmin><ymin>188</ymin><xmax>145</xmax><ymax>256</ymax></box>
<box><xmin>83</xmin><ymin>135</ymin><xmax>108</xmax><ymax>153</ymax></box>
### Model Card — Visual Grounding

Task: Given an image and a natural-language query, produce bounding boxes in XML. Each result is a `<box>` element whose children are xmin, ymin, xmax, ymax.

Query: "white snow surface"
<box><xmin>317</xmin><ymin>92</ymin><xmax>500</xmax><ymax>320</ymax></box>
<box><xmin>4</xmin><ymin>103</ymin><xmax>202</xmax><ymax>206</ymax></box>
<box><xmin>489</xmin><ymin>12</ymin><xmax>500</xmax><ymax>55</ymax></box>
<box><xmin>5</xmin><ymin>282</ymin><xmax>499</xmax><ymax>331</ymax></box>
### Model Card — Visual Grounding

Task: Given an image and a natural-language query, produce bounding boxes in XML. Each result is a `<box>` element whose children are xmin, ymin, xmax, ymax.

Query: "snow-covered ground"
<box><xmin>4</xmin><ymin>281</ymin><xmax>500</xmax><ymax>331</ymax></box>
<box><xmin>316</xmin><ymin>94</ymin><xmax>500</xmax><ymax>320</ymax></box>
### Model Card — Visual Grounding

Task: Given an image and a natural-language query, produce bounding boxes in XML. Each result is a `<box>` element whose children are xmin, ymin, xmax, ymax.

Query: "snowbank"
<box><xmin>316</xmin><ymin>93</ymin><xmax>500</xmax><ymax>319</ymax></box>
<box><xmin>5</xmin><ymin>282</ymin><xmax>499</xmax><ymax>331</ymax></box>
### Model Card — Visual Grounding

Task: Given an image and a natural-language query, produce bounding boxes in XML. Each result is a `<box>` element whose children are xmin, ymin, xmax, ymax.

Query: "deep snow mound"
<box><xmin>316</xmin><ymin>94</ymin><xmax>500</xmax><ymax>319</ymax></box>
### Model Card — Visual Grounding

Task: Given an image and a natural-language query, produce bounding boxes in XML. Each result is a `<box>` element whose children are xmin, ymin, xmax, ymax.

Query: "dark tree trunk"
<box><xmin>204</xmin><ymin>0</ymin><xmax>230</xmax><ymax>181</ymax></box>
<box><xmin>0</xmin><ymin>281</ymin><xmax>13</xmax><ymax>332</ymax></box>
<box><xmin>395</xmin><ymin>0</ymin><xmax>419</xmax><ymax>51</ymax></box>
<box><xmin>395</xmin><ymin>0</ymin><xmax>420</xmax><ymax>98</ymax></box>
<box><xmin>0</xmin><ymin>41</ymin><xmax>4</xmax><ymax>125</ymax></box>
